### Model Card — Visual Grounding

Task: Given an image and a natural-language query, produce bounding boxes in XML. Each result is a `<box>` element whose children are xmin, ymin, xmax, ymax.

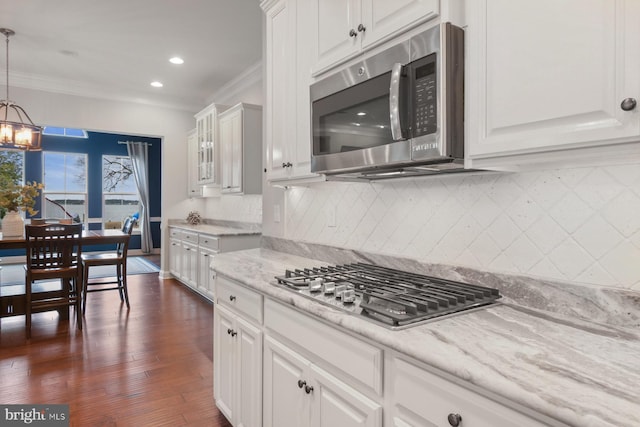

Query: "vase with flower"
<box><xmin>0</xmin><ymin>181</ymin><xmax>44</xmax><ymax>237</ymax></box>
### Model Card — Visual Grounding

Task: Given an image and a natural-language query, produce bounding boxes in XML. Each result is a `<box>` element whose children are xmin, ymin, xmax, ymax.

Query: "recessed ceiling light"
<box><xmin>357</xmin><ymin>112</ymin><xmax>367</xmax><ymax>116</ymax></box>
<box><xmin>150</xmin><ymin>81</ymin><xmax>163</xmax><ymax>88</ymax></box>
<box><xmin>169</xmin><ymin>57</ymin><xmax>184</xmax><ymax>65</ymax></box>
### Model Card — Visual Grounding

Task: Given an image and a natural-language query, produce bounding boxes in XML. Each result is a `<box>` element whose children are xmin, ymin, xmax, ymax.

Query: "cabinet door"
<box><xmin>466</xmin><ymin>0</ymin><xmax>640</xmax><ymax>162</ymax></box>
<box><xmin>314</xmin><ymin>0</ymin><xmax>361</xmax><ymax>73</ymax></box>
<box><xmin>236</xmin><ymin>317</ymin><xmax>263</xmax><ymax>427</ymax></box>
<box><xmin>181</xmin><ymin>242</ymin><xmax>198</xmax><ymax>288</ymax></box>
<box><xmin>197</xmin><ymin>248</ymin><xmax>215</xmax><ymax>299</ymax></box>
<box><xmin>187</xmin><ymin>130</ymin><xmax>202</xmax><ymax>197</ymax></box>
<box><xmin>361</xmin><ymin>0</ymin><xmax>439</xmax><ymax>50</ymax></box>
<box><xmin>214</xmin><ymin>305</ymin><xmax>236</xmax><ymax>422</ymax></box>
<box><xmin>221</xmin><ymin>110</ymin><xmax>244</xmax><ymax>194</ymax></box>
<box><xmin>263</xmin><ymin>335</ymin><xmax>311</xmax><ymax>427</ymax></box>
<box><xmin>220</xmin><ymin>113</ymin><xmax>234</xmax><ymax>192</ymax></box>
<box><xmin>265</xmin><ymin>0</ymin><xmax>296</xmax><ymax>181</ymax></box>
<box><xmin>310</xmin><ymin>364</ymin><xmax>382</xmax><ymax>427</ymax></box>
<box><xmin>169</xmin><ymin>238</ymin><xmax>181</xmax><ymax>278</ymax></box>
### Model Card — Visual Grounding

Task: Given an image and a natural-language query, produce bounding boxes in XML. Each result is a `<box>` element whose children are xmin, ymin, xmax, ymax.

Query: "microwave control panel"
<box><xmin>412</xmin><ymin>54</ymin><xmax>437</xmax><ymax>137</ymax></box>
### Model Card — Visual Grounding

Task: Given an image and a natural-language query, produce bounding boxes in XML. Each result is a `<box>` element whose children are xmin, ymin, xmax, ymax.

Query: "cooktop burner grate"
<box><xmin>274</xmin><ymin>263</ymin><xmax>502</xmax><ymax>329</ymax></box>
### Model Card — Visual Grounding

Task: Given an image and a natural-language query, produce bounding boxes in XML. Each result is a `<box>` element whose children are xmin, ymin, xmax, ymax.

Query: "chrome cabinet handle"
<box><xmin>447</xmin><ymin>413</ymin><xmax>462</xmax><ymax>426</ymax></box>
<box><xmin>349</xmin><ymin>29</ymin><xmax>357</xmax><ymax>37</ymax></box>
<box><xmin>621</xmin><ymin>98</ymin><xmax>637</xmax><ymax>111</ymax></box>
<box><xmin>304</xmin><ymin>385</ymin><xmax>314</xmax><ymax>394</ymax></box>
<box><xmin>357</xmin><ymin>24</ymin><xmax>366</xmax><ymax>32</ymax></box>
<box><xmin>297</xmin><ymin>380</ymin><xmax>306</xmax><ymax>389</ymax></box>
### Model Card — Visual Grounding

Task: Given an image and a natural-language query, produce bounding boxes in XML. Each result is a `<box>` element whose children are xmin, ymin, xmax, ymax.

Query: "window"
<box><xmin>43</xmin><ymin>152</ymin><xmax>88</xmax><ymax>222</ymax></box>
<box><xmin>0</xmin><ymin>150</ymin><xmax>25</xmax><ymax>217</ymax></box>
<box><xmin>102</xmin><ymin>155</ymin><xmax>139</xmax><ymax>228</ymax></box>
<box><xmin>42</xmin><ymin>126</ymin><xmax>88</xmax><ymax>138</ymax></box>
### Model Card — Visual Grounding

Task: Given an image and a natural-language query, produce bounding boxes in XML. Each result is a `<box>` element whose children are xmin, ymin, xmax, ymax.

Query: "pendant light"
<box><xmin>0</xmin><ymin>28</ymin><xmax>42</xmax><ymax>151</ymax></box>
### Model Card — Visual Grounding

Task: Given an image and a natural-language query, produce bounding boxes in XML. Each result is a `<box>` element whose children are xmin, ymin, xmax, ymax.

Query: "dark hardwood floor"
<box><xmin>0</xmin><ymin>270</ymin><xmax>232</xmax><ymax>427</ymax></box>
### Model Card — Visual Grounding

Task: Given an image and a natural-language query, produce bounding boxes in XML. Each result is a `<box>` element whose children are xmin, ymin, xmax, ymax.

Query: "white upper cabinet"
<box><xmin>313</xmin><ymin>0</ymin><xmax>440</xmax><ymax>74</ymax></box>
<box><xmin>194</xmin><ymin>103</ymin><xmax>228</xmax><ymax>186</ymax></box>
<box><xmin>263</xmin><ymin>0</ymin><xmax>323</xmax><ymax>185</ymax></box>
<box><xmin>466</xmin><ymin>0</ymin><xmax>640</xmax><ymax>170</ymax></box>
<box><xmin>218</xmin><ymin>103</ymin><xmax>262</xmax><ymax>195</ymax></box>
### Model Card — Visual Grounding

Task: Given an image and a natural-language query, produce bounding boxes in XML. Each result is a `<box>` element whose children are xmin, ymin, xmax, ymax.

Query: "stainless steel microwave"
<box><xmin>310</xmin><ymin>23</ymin><xmax>465</xmax><ymax>180</ymax></box>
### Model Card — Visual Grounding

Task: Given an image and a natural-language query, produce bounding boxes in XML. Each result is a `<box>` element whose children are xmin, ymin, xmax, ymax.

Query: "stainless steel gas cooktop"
<box><xmin>274</xmin><ymin>263</ymin><xmax>502</xmax><ymax>330</ymax></box>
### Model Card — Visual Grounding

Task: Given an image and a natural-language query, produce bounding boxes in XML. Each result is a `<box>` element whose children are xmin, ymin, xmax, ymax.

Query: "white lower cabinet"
<box><xmin>214</xmin><ymin>284</ymin><xmax>263</xmax><ymax>427</ymax></box>
<box><xmin>168</xmin><ymin>227</ymin><xmax>260</xmax><ymax>301</ymax></box>
<box><xmin>263</xmin><ymin>335</ymin><xmax>382</xmax><ymax>427</ymax></box>
<box><xmin>385</xmin><ymin>353</ymin><xmax>550</xmax><ymax>427</ymax></box>
<box><xmin>213</xmin><ymin>278</ymin><xmax>560</xmax><ymax>427</ymax></box>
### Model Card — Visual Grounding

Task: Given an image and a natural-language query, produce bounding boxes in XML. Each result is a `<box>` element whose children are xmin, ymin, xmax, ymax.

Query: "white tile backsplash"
<box><xmin>202</xmin><ymin>194</ymin><xmax>262</xmax><ymax>224</ymax></box>
<box><xmin>281</xmin><ymin>165</ymin><xmax>640</xmax><ymax>289</ymax></box>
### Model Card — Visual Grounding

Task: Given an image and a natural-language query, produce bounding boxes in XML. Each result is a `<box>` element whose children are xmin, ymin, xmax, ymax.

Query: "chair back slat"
<box><xmin>116</xmin><ymin>217</ymin><xmax>135</xmax><ymax>257</ymax></box>
<box><xmin>25</xmin><ymin>224</ymin><xmax>83</xmax><ymax>270</ymax></box>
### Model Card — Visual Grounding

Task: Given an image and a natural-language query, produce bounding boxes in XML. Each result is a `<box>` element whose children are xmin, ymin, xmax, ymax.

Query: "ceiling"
<box><xmin>0</xmin><ymin>0</ymin><xmax>263</xmax><ymax>112</ymax></box>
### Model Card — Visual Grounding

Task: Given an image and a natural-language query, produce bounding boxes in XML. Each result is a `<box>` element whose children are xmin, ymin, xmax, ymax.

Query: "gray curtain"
<box><xmin>126</xmin><ymin>141</ymin><xmax>153</xmax><ymax>253</ymax></box>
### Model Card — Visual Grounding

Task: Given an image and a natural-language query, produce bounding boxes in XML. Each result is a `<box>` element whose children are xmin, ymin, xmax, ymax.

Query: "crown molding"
<box><xmin>207</xmin><ymin>61</ymin><xmax>263</xmax><ymax>106</ymax></box>
<box><xmin>8</xmin><ymin>71</ymin><xmax>201</xmax><ymax>113</ymax></box>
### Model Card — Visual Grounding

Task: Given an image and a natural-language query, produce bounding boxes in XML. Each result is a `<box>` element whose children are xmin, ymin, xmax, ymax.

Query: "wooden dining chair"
<box><xmin>81</xmin><ymin>217</ymin><xmax>135</xmax><ymax>313</ymax></box>
<box><xmin>24</xmin><ymin>223</ymin><xmax>83</xmax><ymax>339</ymax></box>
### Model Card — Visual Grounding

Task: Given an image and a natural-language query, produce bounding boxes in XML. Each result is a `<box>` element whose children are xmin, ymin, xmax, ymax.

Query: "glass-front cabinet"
<box><xmin>194</xmin><ymin>103</ymin><xmax>228</xmax><ymax>186</ymax></box>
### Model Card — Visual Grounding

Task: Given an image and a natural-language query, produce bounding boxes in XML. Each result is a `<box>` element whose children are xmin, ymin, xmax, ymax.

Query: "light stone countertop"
<box><xmin>211</xmin><ymin>247</ymin><xmax>640</xmax><ymax>427</ymax></box>
<box><xmin>167</xmin><ymin>222</ymin><xmax>261</xmax><ymax>237</ymax></box>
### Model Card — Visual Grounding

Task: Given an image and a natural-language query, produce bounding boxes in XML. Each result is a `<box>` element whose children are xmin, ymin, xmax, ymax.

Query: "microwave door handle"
<box><xmin>389</xmin><ymin>63</ymin><xmax>405</xmax><ymax>141</ymax></box>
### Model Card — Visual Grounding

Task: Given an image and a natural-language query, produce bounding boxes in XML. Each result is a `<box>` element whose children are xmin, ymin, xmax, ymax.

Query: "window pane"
<box><xmin>103</xmin><ymin>194</ymin><xmax>140</xmax><ymax>224</ymax></box>
<box><xmin>0</xmin><ymin>150</ymin><xmax>24</xmax><ymax>186</ymax></box>
<box><xmin>43</xmin><ymin>193</ymin><xmax>86</xmax><ymax>222</ymax></box>
<box><xmin>43</xmin><ymin>152</ymin><xmax>87</xmax><ymax>192</ymax></box>
<box><xmin>103</xmin><ymin>155</ymin><xmax>137</xmax><ymax>193</ymax></box>
<box><xmin>43</xmin><ymin>152</ymin><xmax>66</xmax><ymax>191</ymax></box>
<box><xmin>66</xmin><ymin>155</ymin><xmax>87</xmax><ymax>192</ymax></box>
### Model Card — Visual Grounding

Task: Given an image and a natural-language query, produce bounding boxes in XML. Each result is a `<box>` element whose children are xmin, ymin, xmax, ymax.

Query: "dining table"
<box><xmin>0</xmin><ymin>228</ymin><xmax>130</xmax><ymax>319</ymax></box>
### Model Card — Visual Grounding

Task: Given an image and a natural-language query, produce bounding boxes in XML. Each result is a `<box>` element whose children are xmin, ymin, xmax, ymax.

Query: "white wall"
<box><xmin>265</xmin><ymin>163</ymin><xmax>640</xmax><ymax>291</ymax></box>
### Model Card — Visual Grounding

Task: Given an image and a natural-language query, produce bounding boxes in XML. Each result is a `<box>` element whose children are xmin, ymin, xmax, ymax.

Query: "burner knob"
<box><xmin>342</xmin><ymin>289</ymin><xmax>356</xmax><ymax>304</ymax></box>
<box><xmin>309</xmin><ymin>278</ymin><xmax>323</xmax><ymax>293</ymax></box>
<box><xmin>297</xmin><ymin>380</ymin><xmax>306</xmax><ymax>389</ymax></box>
<box><xmin>305</xmin><ymin>385</ymin><xmax>314</xmax><ymax>394</ymax></box>
<box><xmin>447</xmin><ymin>413</ymin><xmax>462</xmax><ymax>426</ymax></box>
<box><xmin>322</xmin><ymin>281</ymin><xmax>336</xmax><ymax>294</ymax></box>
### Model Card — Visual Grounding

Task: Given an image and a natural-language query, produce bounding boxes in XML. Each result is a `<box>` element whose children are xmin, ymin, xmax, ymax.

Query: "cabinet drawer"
<box><xmin>182</xmin><ymin>231</ymin><xmax>198</xmax><ymax>244</ymax></box>
<box><xmin>264</xmin><ymin>298</ymin><xmax>382</xmax><ymax>396</ymax></box>
<box><xmin>198</xmin><ymin>234</ymin><xmax>219</xmax><ymax>251</ymax></box>
<box><xmin>387</xmin><ymin>355</ymin><xmax>549</xmax><ymax>427</ymax></box>
<box><xmin>216</xmin><ymin>276</ymin><xmax>263</xmax><ymax>325</ymax></box>
<box><xmin>169</xmin><ymin>228</ymin><xmax>183</xmax><ymax>239</ymax></box>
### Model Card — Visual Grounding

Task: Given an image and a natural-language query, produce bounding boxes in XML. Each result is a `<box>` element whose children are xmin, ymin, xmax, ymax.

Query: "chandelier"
<box><xmin>0</xmin><ymin>28</ymin><xmax>41</xmax><ymax>151</ymax></box>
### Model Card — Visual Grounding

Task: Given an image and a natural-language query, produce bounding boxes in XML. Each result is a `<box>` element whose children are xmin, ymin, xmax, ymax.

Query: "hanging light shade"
<box><xmin>0</xmin><ymin>28</ymin><xmax>41</xmax><ymax>151</ymax></box>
